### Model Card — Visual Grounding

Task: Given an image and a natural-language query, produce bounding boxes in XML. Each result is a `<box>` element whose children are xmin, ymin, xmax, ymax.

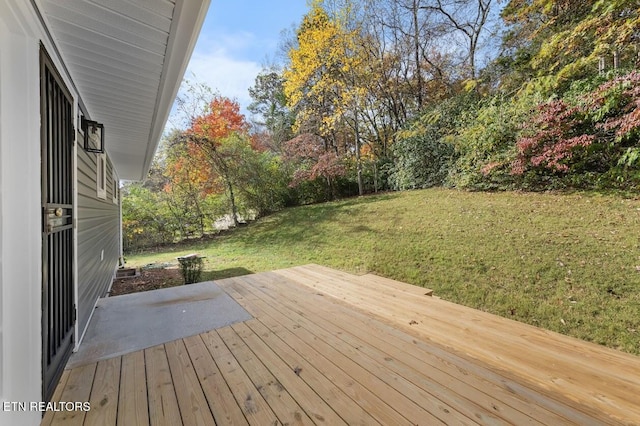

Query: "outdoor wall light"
<box><xmin>81</xmin><ymin>116</ymin><xmax>105</xmax><ymax>153</ymax></box>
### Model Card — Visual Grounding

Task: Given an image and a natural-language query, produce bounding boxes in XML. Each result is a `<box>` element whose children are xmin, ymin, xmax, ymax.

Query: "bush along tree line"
<box><xmin>123</xmin><ymin>0</ymin><xmax>640</xmax><ymax>251</ymax></box>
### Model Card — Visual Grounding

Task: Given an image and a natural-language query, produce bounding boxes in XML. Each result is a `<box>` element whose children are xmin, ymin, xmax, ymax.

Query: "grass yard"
<box><xmin>126</xmin><ymin>188</ymin><xmax>640</xmax><ymax>354</ymax></box>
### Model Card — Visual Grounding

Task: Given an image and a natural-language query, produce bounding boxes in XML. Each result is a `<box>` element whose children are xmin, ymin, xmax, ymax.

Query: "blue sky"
<box><xmin>183</xmin><ymin>0</ymin><xmax>309</xmax><ymax>115</ymax></box>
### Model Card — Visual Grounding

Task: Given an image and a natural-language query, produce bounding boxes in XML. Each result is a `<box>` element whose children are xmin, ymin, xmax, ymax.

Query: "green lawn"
<box><xmin>126</xmin><ymin>188</ymin><xmax>640</xmax><ymax>354</ymax></box>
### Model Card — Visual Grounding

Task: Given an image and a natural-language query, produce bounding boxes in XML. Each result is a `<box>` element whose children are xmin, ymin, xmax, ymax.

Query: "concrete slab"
<box><xmin>67</xmin><ymin>281</ymin><xmax>252</xmax><ymax>368</ymax></box>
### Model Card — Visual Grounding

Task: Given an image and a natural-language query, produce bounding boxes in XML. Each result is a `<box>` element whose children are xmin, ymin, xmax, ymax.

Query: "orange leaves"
<box><xmin>164</xmin><ymin>95</ymin><xmax>251</xmax><ymax>198</ymax></box>
<box><xmin>188</xmin><ymin>96</ymin><xmax>248</xmax><ymax>142</ymax></box>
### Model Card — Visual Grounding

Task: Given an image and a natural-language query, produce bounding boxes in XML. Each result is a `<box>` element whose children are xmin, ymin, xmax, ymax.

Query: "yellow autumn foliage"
<box><xmin>283</xmin><ymin>2</ymin><xmax>371</xmax><ymax>138</ymax></box>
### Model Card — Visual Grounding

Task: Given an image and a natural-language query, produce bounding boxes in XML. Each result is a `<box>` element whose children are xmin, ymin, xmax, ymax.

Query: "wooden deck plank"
<box><xmin>200</xmin><ymin>329</ymin><xmax>279</xmax><ymax>425</ymax></box>
<box><xmin>235</xmin><ymin>274</ymin><xmax>566</xmax><ymax>424</ymax></box>
<box><xmin>216</xmin><ymin>325</ymin><xmax>317</xmax><ymax>425</ymax></box>
<box><xmin>285</xmin><ymin>265</ymin><xmax>640</xmax><ymax>381</ymax></box>
<box><xmin>222</xmin><ymin>279</ymin><xmax>406</xmax><ymax>425</ymax></box>
<box><xmin>242</xmin><ymin>318</ymin><xmax>383</xmax><ymax>425</ymax></box>
<box><xmin>117</xmin><ymin>350</ymin><xmax>149</xmax><ymax>426</ymax></box>
<box><xmin>223</xmin><ymin>277</ymin><xmax>451</xmax><ymax>425</ymax></box>
<box><xmin>244</xmin><ymin>271</ymin><xmax>555</xmax><ymax>426</ymax></box>
<box><xmin>261</xmin><ymin>274</ymin><xmax>616</xmax><ymax>424</ymax></box>
<box><xmin>305</xmin><ymin>263</ymin><xmax>435</xmax><ymax>296</ymax></box>
<box><xmin>300</xmin><ymin>261</ymin><xmax>640</xmax><ymax>377</ymax></box>
<box><xmin>260</xmin><ymin>272</ymin><xmax>593</xmax><ymax>425</ymax></box>
<box><xmin>275</xmin><ymin>264</ymin><xmax>640</xmax><ymax>423</ymax></box>
<box><xmin>164</xmin><ymin>339</ymin><xmax>216</xmax><ymax>426</ymax></box>
<box><xmin>42</xmin><ymin>369</ymin><xmax>70</xmax><ymax>426</ymax></box>
<box><xmin>276</xmin><ymin>267</ymin><xmax>599</xmax><ymax>402</ymax></box>
<box><xmin>298</xmin><ymin>264</ymin><xmax>640</xmax><ymax>373</ymax></box>
<box><xmin>182</xmin><ymin>334</ymin><xmax>249</xmax><ymax>426</ymax></box>
<box><xmin>230</xmin><ymin>321</ymin><xmax>349</xmax><ymax>425</ymax></box>
<box><xmin>84</xmin><ymin>357</ymin><xmax>121</xmax><ymax>426</ymax></box>
<box><xmin>49</xmin><ymin>363</ymin><xmax>96</xmax><ymax>426</ymax></box>
<box><xmin>44</xmin><ymin>265</ymin><xmax>640</xmax><ymax>426</ymax></box>
<box><xmin>357</xmin><ymin>273</ymin><xmax>434</xmax><ymax>296</ymax></box>
<box><xmin>145</xmin><ymin>344</ymin><xmax>182</xmax><ymax>426</ymax></box>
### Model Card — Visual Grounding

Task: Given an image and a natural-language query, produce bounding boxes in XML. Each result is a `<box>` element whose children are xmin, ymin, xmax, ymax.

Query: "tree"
<box><xmin>248</xmin><ymin>68</ymin><xmax>294</xmax><ymax>152</ymax></box>
<box><xmin>421</xmin><ymin>0</ymin><xmax>494</xmax><ymax>80</ymax></box>
<box><xmin>284</xmin><ymin>133</ymin><xmax>347</xmax><ymax>199</ymax></box>
<box><xmin>284</xmin><ymin>1</ymin><xmax>375</xmax><ymax>194</ymax></box>
<box><xmin>501</xmin><ymin>0</ymin><xmax>640</xmax><ymax>89</ymax></box>
<box><xmin>184</xmin><ymin>95</ymin><xmax>249</xmax><ymax>226</ymax></box>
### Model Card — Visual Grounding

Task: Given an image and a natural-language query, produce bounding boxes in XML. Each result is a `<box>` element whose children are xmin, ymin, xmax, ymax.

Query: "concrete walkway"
<box><xmin>67</xmin><ymin>281</ymin><xmax>252</xmax><ymax>368</ymax></box>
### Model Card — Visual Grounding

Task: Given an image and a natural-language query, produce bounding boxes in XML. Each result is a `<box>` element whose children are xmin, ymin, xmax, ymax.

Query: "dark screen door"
<box><xmin>41</xmin><ymin>46</ymin><xmax>75</xmax><ymax>402</ymax></box>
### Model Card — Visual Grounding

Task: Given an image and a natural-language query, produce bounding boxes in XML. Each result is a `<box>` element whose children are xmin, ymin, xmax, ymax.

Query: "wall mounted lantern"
<box><xmin>81</xmin><ymin>116</ymin><xmax>104</xmax><ymax>153</ymax></box>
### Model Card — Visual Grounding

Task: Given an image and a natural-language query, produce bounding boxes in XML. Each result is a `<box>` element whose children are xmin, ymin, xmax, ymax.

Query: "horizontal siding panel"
<box><xmin>65</xmin><ymin>45</ymin><xmax>162</xmax><ymax>81</ymax></box>
<box><xmin>76</xmin><ymin>147</ymin><xmax>120</xmax><ymax>337</ymax></box>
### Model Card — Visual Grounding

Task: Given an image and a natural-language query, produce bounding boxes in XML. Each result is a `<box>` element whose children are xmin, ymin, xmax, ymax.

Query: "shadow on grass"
<box><xmin>233</xmin><ymin>192</ymin><xmax>401</xmax><ymax>247</ymax></box>
<box><xmin>201</xmin><ymin>267</ymin><xmax>253</xmax><ymax>281</ymax></box>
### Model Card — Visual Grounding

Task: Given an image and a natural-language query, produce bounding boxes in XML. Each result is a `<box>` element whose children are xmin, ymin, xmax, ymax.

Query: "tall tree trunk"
<box><xmin>412</xmin><ymin>0</ymin><xmax>423</xmax><ymax>109</ymax></box>
<box><xmin>355</xmin><ymin>112</ymin><xmax>364</xmax><ymax>196</ymax></box>
<box><xmin>374</xmin><ymin>160</ymin><xmax>378</xmax><ymax>193</ymax></box>
<box><xmin>226</xmin><ymin>176</ymin><xmax>240</xmax><ymax>227</ymax></box>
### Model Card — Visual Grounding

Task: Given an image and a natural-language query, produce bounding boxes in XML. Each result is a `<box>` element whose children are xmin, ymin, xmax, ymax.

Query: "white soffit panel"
<box><xmin>38</xmin><ymin>0</ymin><xmax>210</xmax><ymax>180</ymax></box>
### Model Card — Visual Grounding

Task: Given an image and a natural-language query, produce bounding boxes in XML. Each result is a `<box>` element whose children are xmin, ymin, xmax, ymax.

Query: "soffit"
<box><xmin>37</xmin><ymin>0</ymin><xmax>209</xmax><ymax>180</ymax></box>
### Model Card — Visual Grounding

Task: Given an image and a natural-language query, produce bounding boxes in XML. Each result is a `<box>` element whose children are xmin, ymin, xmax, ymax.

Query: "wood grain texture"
<box><xmin>44</xmin><ymin>265</ymin><xmax>639</xmax><ymax>425</ymax></box>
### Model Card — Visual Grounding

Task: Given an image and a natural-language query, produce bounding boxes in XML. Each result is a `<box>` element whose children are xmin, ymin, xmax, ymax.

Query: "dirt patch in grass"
<box><xmin>110</xmin><ymin>267</ymin><xmax>183</xmax><ymax>296</ymax></box>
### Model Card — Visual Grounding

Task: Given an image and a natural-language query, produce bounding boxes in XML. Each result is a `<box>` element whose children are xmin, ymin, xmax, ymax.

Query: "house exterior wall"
<box><xmin>0</xmin><ymin>2</ymin><xmax>48</xmax><ymax>424</ymax></box>
<box><xmin>76</xmin><ymin>142</ymin><xmax>120</xmax><ymax>342</ymax></box>
<box><xmin>0</xmin><ymin>1</ymin><xmax>122</xmax><ymax>423</ymax></box>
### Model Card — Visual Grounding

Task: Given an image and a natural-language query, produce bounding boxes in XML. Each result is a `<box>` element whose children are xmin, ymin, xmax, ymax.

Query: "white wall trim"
<box><xmin>0</xmin><ymin>2</ymin><xmax>82</xmax><ymax>422</ymax></box>
<box><xmin>97</xmin><ymin>153</ymin><xmax>107</xmax><ymax>200</ymax></box>
<box><xmin>0</xmin><ymin>2</ymin><xmax>44</xmax><ymax>423</ymax></box>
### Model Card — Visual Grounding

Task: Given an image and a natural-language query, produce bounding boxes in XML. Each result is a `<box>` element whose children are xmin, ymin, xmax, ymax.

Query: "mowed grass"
<box><xmin>126</xmin><ymin>188</ymin><xmax>640</xmax><ymax>354</ymax></box>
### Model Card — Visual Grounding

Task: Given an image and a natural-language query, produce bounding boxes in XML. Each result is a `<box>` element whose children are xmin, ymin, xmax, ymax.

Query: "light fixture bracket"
<box><xmin>81</xmin><ymin>116</ymin><xmax>104</xmax><ymax>154</ymax></box>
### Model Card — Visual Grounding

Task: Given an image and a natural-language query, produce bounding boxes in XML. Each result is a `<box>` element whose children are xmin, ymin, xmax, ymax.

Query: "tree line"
<box><xmin>123</xmin><ymin>0</ymin><xmax>640</xmax><ymax>251</ymax></box>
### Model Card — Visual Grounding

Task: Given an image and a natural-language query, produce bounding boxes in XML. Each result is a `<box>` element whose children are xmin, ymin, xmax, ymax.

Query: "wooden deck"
<box><xmin>43</xmin><ymin>264</ymin><xmax>640</xmax><ymax>425</ymax></box>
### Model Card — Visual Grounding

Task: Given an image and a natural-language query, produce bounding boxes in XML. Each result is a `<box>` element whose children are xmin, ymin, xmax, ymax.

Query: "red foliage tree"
<box><xmin>284</xmin><ymin>133</ymin><xmax>346</xmax><ymax>187</ymax></box>
<box><xmin>511</xmin><ymin>71</ymin><xmax>640</xmax><ymax>177</ymax></box>
<box><xmin>511</xmin><ymin>99</ymin><xmax>595</xmax><ymax>174</ymax></box>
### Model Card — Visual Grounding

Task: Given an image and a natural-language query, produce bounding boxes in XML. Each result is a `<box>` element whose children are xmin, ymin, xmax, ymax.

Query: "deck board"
<box><xmin>275</xmin><ymin>264</ymin><xmax>639</xmax><ymax>423</ymax></box>
<box><xmin>84</xmin><ymin>357</ymin><xmax>120</xmax><ymax>426</ymax></box>
<box><xmin>117</xmin><ymin>351</ymin><xmax>149</xmax><ymax>426</ymax></box>
<box><xmin>230</xmin><ymin>321</ymin><xmax>348</xmax><ymax>425</ymax></box>
<box><xmin>200</xmin><ymin>329</ymin><xmax>279</xmax><ymax>425</ymax></box>
<box><xmin>44</xmin><ymin>265</ymin><xmax>640</xmax><ymax>425</ymax></box>
<box><xmin>145</xmin><ymin>344</ymin><xmax>182</xmax><ymax>426</ymax></box>
<box><xmin>41</xmin><ymin>369</ymin><xmax>70</xmax><ymax>426</ymax></box>
<box><xmin>225</xmin><ymin>276</ymin><xmax>446</xmax><ymax>425</ymax></box>
<box><xmin>235</xmin><ymin>272</ymin><xmax>546</xmax><ymax>425</ymax></box>
<box><xmin>228</xmin><ymin>275</ymin><xmax>477</xmax><ymax>425</ymax></box>
<box><xmin>164</xmin><ymin>339</ymin><xmax>216</xmax><ymax>426</ymax></box>
<box><xmin>49</xmin><ymin>363</ymin><xmax>96</xmax><ymax>426</ymax></box>
<box><xmin>182</xmin><ymin>334</ymin><xmax>249</xmax><ymax>426</ymax></box>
